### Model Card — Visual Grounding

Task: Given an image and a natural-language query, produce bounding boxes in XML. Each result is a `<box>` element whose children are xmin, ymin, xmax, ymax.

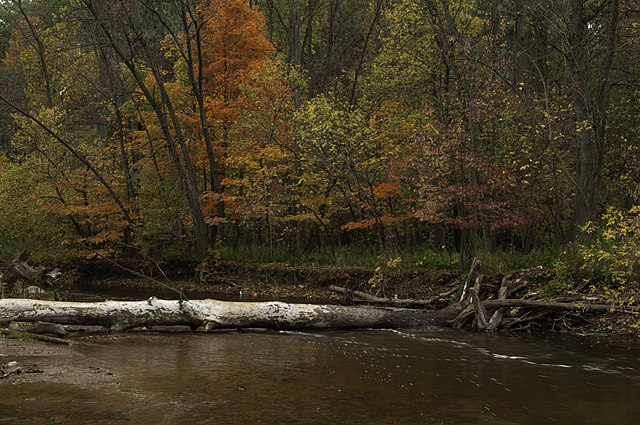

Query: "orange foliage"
<box><xmin>198</xmin><ymin>0</ymin><xmax>293</xmax><ymax>224</ymax></box>
<box><xmin>373</xmin><ymin>182</ymin><xmax>402</xmax><ymax>200</ymax></box>
<box><xmin>201</xmin><ymin>0</ymin><xmax>275</xmax><ymax>117</ymax></box>
<box><xmin>341</xmin><ymin>213</ymin><xmax>415</xmax><ymax>231</ymax></box>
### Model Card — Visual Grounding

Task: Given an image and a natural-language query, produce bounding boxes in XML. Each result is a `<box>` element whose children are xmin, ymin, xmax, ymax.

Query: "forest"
<box><xmin>0</xmin><ymin>0</ymin><xmax>639</xmax><ymax>300</ymax></box>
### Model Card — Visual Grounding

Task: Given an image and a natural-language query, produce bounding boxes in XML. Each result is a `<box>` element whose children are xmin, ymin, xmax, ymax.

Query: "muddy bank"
<box><xmin>8</xmin><ymin>259</ymin><xmax>640</xmax><ymax>337</ymax></box>
<box><xmin>0</xmin><ymin>335</ymin><xmax>119</xmax><ymax>387</ymax></box>
<box><xmin>0</xmin><ymin>334</ymin><xmax>200</xmax><ymax>425</ymax></box>
<box><xmin>88</xmin><ymin>263</ymin><xmax>640</xmax><ymax>336</ymax></box>
<box><xmin>70</xmin><ymin>260</ymin><xmax>457</xmax><ymax>304</ymax></box>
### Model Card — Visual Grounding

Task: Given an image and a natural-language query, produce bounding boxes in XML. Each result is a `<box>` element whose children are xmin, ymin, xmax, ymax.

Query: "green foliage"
<box><xmin>0</xmin><ymin>239</ymin><xmax>24</xmax><ymax>261</ymax></box>
<box><xmin>368</xmin><ymin>256</ymin><xmax>401</xmax><ymax>289</ymax></box>
<box><xmin>540</xmin><ymin>250</ymin><xmax>582</xmax><ymax>297</ymax></box>
<box><xmin>218</xmin><ymin>244</ymin><xmax>460</xmax><ymax>274</ymax></box>
<box><xmin>414</xmin><ymin>249</ymin><xmax>459</xmax><ymax>271</ymax></box>
<box><xmin>5</xmin><ymin>331</ymin><xmax>38</xmax><ymax>342</ymax></box>
<box><xmin>135</xmin><ymin>173</ymin><xmax>191</xmax><ymax>261</ymax></box>
<box><xmin>219</xmin><ymin>244</ymin><xmax>375</xmax><ymax>268</ymax></box>
<box><xmin>477</xmin><ymin>249</ymin><xmax>557</xmax><ymax>276</ymax></box>
<box><xmin>580</xmin><ymin>206</ymin><xmax>640</xmax><ymax>304</ymax></box>
<box><xmin>0</xmin><ymin>154</ymin><xmax>76</xmax><ymax>263</ymax></box>
<box><xmin>293</xmin><ymin>95</ymin><xmax>377</xmax><ymax>213</ymax></box>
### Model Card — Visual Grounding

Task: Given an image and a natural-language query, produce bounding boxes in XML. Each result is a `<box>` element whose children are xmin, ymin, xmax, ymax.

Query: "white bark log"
<box><xmin>0</xmin><ymin>298</ymin><xmax>433</xmax><ymax>331</ymax></box>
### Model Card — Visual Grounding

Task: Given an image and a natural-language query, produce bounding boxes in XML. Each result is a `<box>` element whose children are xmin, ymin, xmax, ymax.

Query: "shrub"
<box><xmin>540</xmin><ymin>249</ymin><xmax>581</xmax><ymax>297</ymax></box>
<box><xmin>580</xmin><ymin>206</ymin><xmax>640</xmax><ymax>303</ymax></box>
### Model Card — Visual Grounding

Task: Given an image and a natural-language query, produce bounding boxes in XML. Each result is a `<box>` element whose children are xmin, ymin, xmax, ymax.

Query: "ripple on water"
<box><xmin>2</xmin><ymin>330</ymin><xmax>639</xmax><ymax>425</ymax></box>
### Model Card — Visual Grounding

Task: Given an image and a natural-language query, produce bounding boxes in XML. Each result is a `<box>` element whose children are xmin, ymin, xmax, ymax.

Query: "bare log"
<box><xmin>459</xmin><ymin>258</ymin><xmax>483</xmax><ymax>307</ymax></box>
<box><xmin>328</xmin><ymin>285</ymin><xmax>458</xmax><ymax>308</ymax></box>
<box><xmin>453</xmin><ymin>297</ymin><xmax>638</xmax><ymax>329</ymax></box>
<box><xmin>4</xmin><ymin>253</ymin><xmax>39</xmax><ymax>284</ymax></box>
<box><xmin>468</xmin><ymin>288</ymin><xmax>503</xmax><ymax>330</ymax></box>
<box><xmin>460</xmin><ymin>258</ymin><xmax>483</xmax><ymax>305</ymax></box>
<box><xmin>466</xmin><ymin>271</ymin><xmax>520</xmax><ymax>330</ymax></box>
<box><xmin>8</xmin><ymin>321</ymin><xmax>67</xmax><ymax>336</ymax></box>
<box><xmin>0</xmin><ymin>297</ymin><xmax>445</xmax><ymax>331</ymax></box>
<box><xmin>2</xmin><ymin>252</ymin><xmax>61</xmax><ymax>286</ymax></box>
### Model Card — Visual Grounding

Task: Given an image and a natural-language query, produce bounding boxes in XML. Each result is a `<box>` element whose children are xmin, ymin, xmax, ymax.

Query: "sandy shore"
<box><xmin>0</xmin><ymin>335</ymin><xmax>120</xmax><ymax>386</ymax></box>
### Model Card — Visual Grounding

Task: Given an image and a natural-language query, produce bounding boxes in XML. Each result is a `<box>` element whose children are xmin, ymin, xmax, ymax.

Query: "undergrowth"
<box><xmin>217</xmin><ymin>244</ymin><xmax>558</xmax><ymax>275</ymax></box>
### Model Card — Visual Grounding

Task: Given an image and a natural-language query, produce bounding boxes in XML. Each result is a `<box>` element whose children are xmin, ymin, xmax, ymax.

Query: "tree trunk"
<box><xmin>0</xmin><ymin>298</ymin><xmax>445</xmax><ymax>331</ymax></box>
<box><xmin>3</xmin><ymin>253</ymin><xmax>60</xmax><ymax>285</ymax></box>
<box><xmin>3</xmin><ymin>253</ymin><xmax>38</xmax><ymax>284</ymax></box>
<box><xmin>566</xmin><ymin>0</ymin><xmax>619</xmax><ymax>240</ymax></box>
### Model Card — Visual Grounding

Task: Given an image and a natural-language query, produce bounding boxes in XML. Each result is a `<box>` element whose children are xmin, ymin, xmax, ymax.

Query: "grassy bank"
<box><xmin>216</xmin><ymin>245</ymin><xmax>560</xmax><ymax>275</ymax></box>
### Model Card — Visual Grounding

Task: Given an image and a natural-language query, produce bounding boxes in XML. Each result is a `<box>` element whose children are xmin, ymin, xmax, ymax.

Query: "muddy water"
<box><xmin>2</xmin><ymin>328</ymin><xmax>639</xmax><ymax>424</ymax></box>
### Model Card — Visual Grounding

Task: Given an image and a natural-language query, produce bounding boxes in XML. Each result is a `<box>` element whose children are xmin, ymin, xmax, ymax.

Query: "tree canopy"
<box><xmin>0</xmin><ymin>0</ymin><xmax>639</xmax><ymax>273</ymax></box>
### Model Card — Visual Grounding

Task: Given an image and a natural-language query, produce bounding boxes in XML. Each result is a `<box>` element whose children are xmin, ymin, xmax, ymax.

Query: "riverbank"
<box><xmin>2</xmin><ymin>258</ymin><xmax>639</xmax><ymax>337</ymax></box>
<box><xmin>75</xmin><ymin>261</ymin><xmax>456</xmax><ymax>304</ymax></box>
<box><xmin>0</xmin><ymin>334</ymin><xmax>120</xmax><ymax>386</ymax></box>
<box><xmin>62</xmin><ymin>260</ymin><xmax>640</xmax><ymax>337</ymax></box>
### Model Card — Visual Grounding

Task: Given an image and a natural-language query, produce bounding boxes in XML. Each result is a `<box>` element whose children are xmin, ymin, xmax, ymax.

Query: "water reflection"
<box><xmin>2</xmin><ymin>329</ymin><xmax>639</xmax><ymax>424</ymax></box>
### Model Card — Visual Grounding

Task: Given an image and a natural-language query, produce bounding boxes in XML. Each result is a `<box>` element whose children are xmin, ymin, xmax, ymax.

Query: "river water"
<box><xmin>2</xmin><ymin>327</ymin><xmax>639</xmax><ymax>424</ymax></box>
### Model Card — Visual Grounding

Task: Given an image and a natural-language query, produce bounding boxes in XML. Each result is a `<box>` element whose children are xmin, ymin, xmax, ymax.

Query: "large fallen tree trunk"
<box><xmin>0</xmin><ymin>298</ymin><xmax>447</xmax><ymax>331</ymax></box>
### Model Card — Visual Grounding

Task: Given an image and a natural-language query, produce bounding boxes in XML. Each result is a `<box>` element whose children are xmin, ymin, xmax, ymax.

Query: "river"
<box><xmin>1</xmin><ymin>326</ymin><xmax>638</xmax><ymax>424</ymax></box>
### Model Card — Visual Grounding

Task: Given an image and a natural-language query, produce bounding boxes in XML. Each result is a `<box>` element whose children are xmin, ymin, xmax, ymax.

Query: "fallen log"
<box><xmin>328</xmin><ymin>285</ymin><xmax>458</xmax><ymax>308</ymax></box>
<box><xmin>459</xmin><ymin>258</ymin><xmax>483</xmax><ymax>306</ymax></box>
<box><xmin>2</xmin><ymin>252</ymin><xmax>61</xmax><ymax>286</ymax></box>
<box><xmin>465</xmin><ymin>270</ymin><xmax>521</xmax><ymax>330</ymax></box>
<box><xmin>453</xmin><ymin>297</ymin><xmax>638</xmax><ymax>329</ymax></box>
<box><xmin>0</xmin><ymin>297</ymin><xmax>447</xmax><ymax>331</ymax></box>
<box><xmin>8</xmin><ymin>321</ymin><xmax>67</xmax><ymax>336</ymax></box>
<box><xmin>4</xmin><ymin>252</ymin><xmax>39</xmax><ymax>284</ymax></box>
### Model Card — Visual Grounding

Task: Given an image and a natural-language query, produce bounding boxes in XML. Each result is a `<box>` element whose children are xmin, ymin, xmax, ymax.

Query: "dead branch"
<box><xmin>459</xmin><ymin>258</ymin><xmax>482</xmax><ymax>306</ymax></box>
<box><xmin>328</xmin><ymin>285</ymin><xmax>459</xmax><ymax>308</ymax></box>
<box><xmin>454</xmin><ymin>297</ymin><xmax>638</xmax><ymax>330</ymax></box>
<box><xmin>0</xmin><ymin>329</ymin><xmax>74</xmax><ymax>345</ymax></box>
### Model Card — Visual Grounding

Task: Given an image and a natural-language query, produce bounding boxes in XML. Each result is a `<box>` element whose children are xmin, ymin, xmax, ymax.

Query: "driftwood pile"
<box><xmin>330</xmin><ymin>259</ymin><xmax>638</xmax><ymax>333</ymax></box>
<box><xmin>1</xmin><ymin>252</ymin><xmax>61</xmax><ymax>286</ymax></box>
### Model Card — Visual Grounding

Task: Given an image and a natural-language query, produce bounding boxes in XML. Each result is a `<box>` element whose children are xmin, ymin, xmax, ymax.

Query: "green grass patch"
<box><xmin>218</xmin><ymin>244</ymin><xmax>460</xmax><ymax>272</ymax></box>
<box><xmin>476</xmin><ymin>249</ymin><xmax>557</xmax><ymax>275</ymax></box>
<box><xmin>0</xmin><ymin>240</ymin><xmax>25</xmax><ymax>261</ymax></box>
<box><xmin>217</xmin><ymin>244</ymin><xmax>573</xmax><ymax>276</ymax></box>
<box><xmin>4</xmin><ymin>331</ymin><xmax>38</xmax><ymax>342</ymax></box>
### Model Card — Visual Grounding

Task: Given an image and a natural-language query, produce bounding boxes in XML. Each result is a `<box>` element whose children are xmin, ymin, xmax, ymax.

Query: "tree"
<box><xmin>521</xmin><ymin>0</ymin><xmax>622</xmax><ymax>240</ymax></box>
<box><xmin>200</xmin><ymin>0</ymin><xmax>281</xmax><ymax>234</ymax></box>
<box><xmin>78</xmin><ymin>0</ymin><xmax>212</xmax><ymax>259</ymax></box>
<box><xmin>294</xmin><ymin>95</ymin><xmax>418</xmax><ymax>254</ymax></box>
<box><xmin>0</xmin><ymin>3</ymin><xmax>135</xmax><ymax>258</ymax></box>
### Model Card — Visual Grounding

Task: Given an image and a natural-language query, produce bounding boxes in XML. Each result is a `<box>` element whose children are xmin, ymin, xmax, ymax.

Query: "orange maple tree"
<box><xmin>199</xmin><ymin>0</ymin><xmax>292</xmax><ymax>226</ymax></box>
